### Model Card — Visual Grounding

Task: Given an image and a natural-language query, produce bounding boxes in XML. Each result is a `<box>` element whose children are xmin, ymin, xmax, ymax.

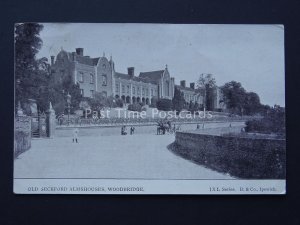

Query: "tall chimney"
<box><xmin>180</xmin><ymin>80</ymin><xmax>186</xmax><ymax>88</ymax></box>
<box><xmin>76</xmin><ymin>48</ymin><xmax>84</xmax><ymax>56</ymax></box>
<box><xmin>50</xmin><ymin>56</ymin><xmax>55</xmax><ymax>66</ymax></box>
<box><xmin>128</xmin><ymin>67</ymin><xmax>134</xmax><ymax>78</ymax></box>
<box><xmin>71</xmin><ymin>52</ymin><xmax>76</xmax><ymax>61</ymax></box>
<box><xmin>190</xmin><ymin>82</ymin><xmax>195</xmax><ymax>89</ymax></box>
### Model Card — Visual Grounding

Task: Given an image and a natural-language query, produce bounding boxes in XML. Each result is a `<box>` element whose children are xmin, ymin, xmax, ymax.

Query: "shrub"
<box><xmin>245</xmin><ymin>106</ymin><xmax>285</xmax><ymax>136</ymax></box>
<box><xmin>150</xmin><ymin>97</ymin><xmax>158</xmax><ymax>108</ymax></box>
<box><xmin>157</xmin><ymin>98</ymin><xmax>172</xmax><ymax>111</ymax></box>
<box><xmin>128</xmin><ymin>103</ymin><xmax>142</xmax><ymax>112</ymax></box>
<box><xmin>115</xmin><ymin>99</ymin><xmax>124</xmax><ymax>108</ymax></box>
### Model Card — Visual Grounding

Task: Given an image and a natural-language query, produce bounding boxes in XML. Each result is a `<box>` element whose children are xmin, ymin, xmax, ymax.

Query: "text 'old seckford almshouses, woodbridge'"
<box><xmin>50</xmin><ymin>48</ymin><xmax>224</xmax><ymax>110</ymax></box>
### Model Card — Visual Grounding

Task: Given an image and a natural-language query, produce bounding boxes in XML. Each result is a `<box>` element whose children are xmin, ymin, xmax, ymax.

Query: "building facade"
<box><xmin>50</xmin><ymin>48</ymin><xmax>224</xmax><ymax>110</ymax></box>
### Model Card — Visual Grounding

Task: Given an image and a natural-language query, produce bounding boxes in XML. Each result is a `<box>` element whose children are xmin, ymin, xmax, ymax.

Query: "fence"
<box><xmin>56</xmin><ymin>115</ymin><xmax>249</xmax><ymax>127</ymax></box>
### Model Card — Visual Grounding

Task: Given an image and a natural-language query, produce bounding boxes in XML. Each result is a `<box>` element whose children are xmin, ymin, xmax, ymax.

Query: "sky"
<box><xmin>37</xmin><ymin>23</ymin><xmax>285</xmax><ymax>106</ymax></box>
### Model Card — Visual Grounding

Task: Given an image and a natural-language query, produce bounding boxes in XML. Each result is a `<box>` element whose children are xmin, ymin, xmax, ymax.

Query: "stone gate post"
<box><xmin>47</xmin><ymin>102</ymin><xmax>56</xmax><ymax>138</ymax></box>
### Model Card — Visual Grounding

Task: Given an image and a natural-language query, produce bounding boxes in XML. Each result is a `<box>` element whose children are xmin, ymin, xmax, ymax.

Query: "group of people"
<box><xmin>121</xmin><ymin>126</ymin><xmax>135</xmax><ymax>135</ymax></box>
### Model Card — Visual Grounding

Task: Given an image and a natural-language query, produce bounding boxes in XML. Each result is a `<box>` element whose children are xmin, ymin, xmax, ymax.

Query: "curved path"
<box><xmin>14</xmin><ymin>132</ymin><xmax>232</xmax><ymax>179</ymax></box>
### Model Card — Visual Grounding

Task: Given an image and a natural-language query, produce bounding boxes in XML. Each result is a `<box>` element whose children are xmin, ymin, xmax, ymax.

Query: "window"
<box><xmin>165</xmin><ymin>81</ymin><xmax>170</xmax><ymax>96</ymax></box>
<box><xmin>151</xmin><ymin>89</ymin><xmax>154</xmax><ymax>97</ymax></box>
<box><xmin>142</xmin><ymin>88</ymin><xmax>145</xmax><ymax>96</ymax></box>
<box><xmin>102</xmin><ymin>74</ymin><xmax>107</xmax><ymax>86</ymax></box>
<box><xmin>146</xmin><ymin>88</ymin><xmax>148</xmax><ymax>96</ymax></box>
<box><xmin>90</xmin><ymin>90</ymin><xmax>94</xmax><ymax>98</ymax></box>
<box><xmin>90</xmin><ymin>74</ymin><xmax>94</xmax><ymax>84</ymax></box>
<box><xmin>80</xmin><ymin>89</ymin><xmax>84</xmax><ymax>97</ymax></box>
<box><xmin>78</xmin><ymin>72</ymin><xmax>84</xmax><ymax>83</ymax></box>
<box><xmin>132</xmin><ymin>86</ymin><xmax>135</xmax><ymax>95</ymax></box>
<box><xmin>137</xmin><ymin>87</ymin><xmax>140</xmax><ymax>95</ymax></box>
<box><xmin>102</xmin><ymin>91</ymin><xmax>107</xmax><ymax>98</ymax></box>
<box><xmin>60</xmin><ymin>70</ymin><xmax>65</xmax><ymax>82</ymax></box>
<box><xmin>127</xmin><ymin>85</ymin><xmax>130</xmax><ymax>94</ymax></box>
<box><xmin>115</xmin><ymin>83</ymin><xmax>119</xmax><ymax>92</ymax></box>
<box><xmin>122</xmin><ymin>84</ymin><xmax>125</xmax><ymax>93</ymax></box>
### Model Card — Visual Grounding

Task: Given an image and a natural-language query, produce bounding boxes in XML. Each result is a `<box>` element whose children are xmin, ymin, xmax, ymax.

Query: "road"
<box><xmin>14</xmin><ymin>125</ymin><xmax>238</xmax><ymax>179</ymax></box>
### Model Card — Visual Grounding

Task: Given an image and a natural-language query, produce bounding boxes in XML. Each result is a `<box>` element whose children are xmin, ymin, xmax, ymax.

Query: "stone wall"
<box><xmin>172</xmin><ymin>131</ymin><xmax>286</xmax><ymax>179</ymax></box>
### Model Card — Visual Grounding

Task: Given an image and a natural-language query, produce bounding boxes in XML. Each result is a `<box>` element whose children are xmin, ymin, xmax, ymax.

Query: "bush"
<box><xmin>128</xmin><ymin>103</ymin><xmax>142</xmax><ymax>112</ymax></box>
<box><xmin>115</xmin><ymin>99</ymin><xmax>124</xmax><ymax>108</ymax></box>
<box><xmin>245</xmin><ymin>106</ymin><xmax>285</xmax><ymax>136</ymax></box>
<box><xmin>15</xmin><ymin>130</ymin><xmax>31</xmax><ymax>158</ymax></box>
<box><xmin>157</xmin><ymin>99</ymin><xmax>172</xmax><ymax>111</ymax></box>
<box><xmin>150</xmin><ymin>97</ymin><xmax>158</xmax><ymax>108</ymax></box>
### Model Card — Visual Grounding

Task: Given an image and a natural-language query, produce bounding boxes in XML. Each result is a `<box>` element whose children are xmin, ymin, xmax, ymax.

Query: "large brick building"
<box><xmin>50</xmin><ymin>48</ymin><xmax>224</xmax><ymax>110</ymax></box>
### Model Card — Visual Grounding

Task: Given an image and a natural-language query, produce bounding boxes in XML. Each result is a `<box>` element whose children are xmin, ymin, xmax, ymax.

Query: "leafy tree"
<box><xmin>88</xmin><ymin>92</ymin><xmax>107</xmax><ymax>111</ymax></box>
<box><xmin>172</xmin><ymin>87</ymin><xmax>185</xmax><ymax>112</ymax></box>
<box><xmin>221</xmin><ymin>81</ymin><xmax>263</xmax><ymax>116</ymax></box>
<box><xmin>15</xmin><ymin>23</ymin><xmax>45</xmax><ymax>107</ymax></box>
<box><xmin>106</xmin><ymin>95</ymin><xmax>116</xmax><ymax>108</ymax></box>
<box><xmin>196</xmin><ymin>73</ymin><xmax>216</xmax><ymax>111</ymax></box>
<box><xmin>188</xmin><ymin>101</ymin><xmax>195</xmax><ymax>112</ymax></box>
<box><xmin>243</xmin><ymin>92</ymin><xmax>261</xmax><ymax>115</ymax></box>
<box><xmin>220</xmin><ymin>81</ymin><xmax>247</xmax><ymax>115</ymax></box>
<box><xmin>193</xmin><ymin>102</ymin><xmax>199</xmax><ymax>112</ymax></box>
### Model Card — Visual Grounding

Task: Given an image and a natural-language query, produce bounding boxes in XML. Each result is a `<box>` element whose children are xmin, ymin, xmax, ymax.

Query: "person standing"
<box><xmin>73</xmin><ymin>128</ymin><xmax>79</xmax><ymax>143</ymax></box>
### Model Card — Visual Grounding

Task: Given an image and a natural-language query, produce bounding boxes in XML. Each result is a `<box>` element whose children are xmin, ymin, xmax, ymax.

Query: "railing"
<box><xmin>56</xmin><ymin>114</ymin><xmax>249</xmax><ymax>127</ymax></box>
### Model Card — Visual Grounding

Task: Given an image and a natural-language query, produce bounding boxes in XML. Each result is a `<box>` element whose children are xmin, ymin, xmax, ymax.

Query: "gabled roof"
<box><xmin>115</xmin><ymin>72</ymin><xmax>157</xmax><ymax>85</ymax></box>
<box><xmin>92</xmin><ymin>57</ymin><xmax>100</xmax><ymax>65</ymax></box>
<box><xmin>139</xmin><ymin>70</ymin><xmax>165</xmax><ymax>80</ymax></box>
<box><xmin>72</xmin><ymin>54</ymin><xmax>102</xmax><ymax>66</ymax></box>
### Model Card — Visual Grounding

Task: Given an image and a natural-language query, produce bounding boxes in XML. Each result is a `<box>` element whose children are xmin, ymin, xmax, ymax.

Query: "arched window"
<box><xmin>102</xmin><ymin>74</ymin><xmax>107</xmax><ymax>86</ymax></box>
<box><xmin>90</xmin><ymin>73</ymin><xmax>94</xmax><ymax>84</ymax></box>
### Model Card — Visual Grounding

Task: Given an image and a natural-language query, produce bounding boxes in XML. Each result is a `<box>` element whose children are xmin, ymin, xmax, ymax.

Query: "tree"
<box><xmin>15</xmin><ymin>23</ymin><xmax>45</xmax><ymax>107</ymax></box>
<box><xmin>196</xmin><ymin>73</ymin><xmax>216</xmax><ymax>111</ymax></box>
<box><xmin>220</xmin><ymin>81</ymin><xmax>247</xmax><ymax>115</ymax></box>
<box><xmin>172</xmin><ymin>87</ymin><xmax>185</xmax><ymax>112</ymax></box>
<box><xmin>243</xmin><ymin>92</ymin><xmax>261</xmax><ymax>115</ymax></box>
<box><xmin>88</xmin><ymin>92</ymin><xmax>107</xmax><ymax>111</ymax></box>
<box><xmin>188</xmin><ymin>101</ymin><xmax>195</xmax><ymax>112</ymax></box>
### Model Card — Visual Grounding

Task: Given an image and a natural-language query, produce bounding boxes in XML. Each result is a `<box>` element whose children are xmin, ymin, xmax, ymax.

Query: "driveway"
<box><xmin>14</xmin><ymin>132</ymin><xmax>231</xmax><ymax>179</ymax></box>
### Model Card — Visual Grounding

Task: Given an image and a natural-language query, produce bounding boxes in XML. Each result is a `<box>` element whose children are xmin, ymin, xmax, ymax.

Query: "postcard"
<box><xmin>14</xmin><ymin>23</ymin><xmax>285</xmax><ymax>194</ymax></box>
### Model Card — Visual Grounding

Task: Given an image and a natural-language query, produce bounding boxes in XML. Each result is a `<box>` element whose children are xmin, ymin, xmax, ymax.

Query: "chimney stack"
<box><xmin>71</xmin><ymin>52</ymin><xmax>76</xmax><ymax>61</ymax></box>
<box><xmin>76</xmin><ymin>48</ymin><xmax>84</xmax><ymax>56</ymax></box>
<box><xmin>180</xmin><ymin>80</ymin><xmax>186</xmax><ymax>88</ymax></box>
<box><xmin>50</xmin><ymin>56</ymin><xmax>55</xmax><ymax>66</ymax></box>
<box><xmin>190</xmin><ymin>82</ymin><xmax>195</xmax><ymax>89</ymax></box>
<box><xmin>128</xmin><ymin>67</ymin><xmax>135</xmax><ymax>78</ymax></box>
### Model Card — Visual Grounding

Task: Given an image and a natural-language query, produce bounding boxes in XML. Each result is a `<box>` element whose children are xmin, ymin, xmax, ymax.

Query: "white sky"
<box><xmin>37</xmin><ymin>23</ymin><xmax>285</xmax><ymax>106</ymax></box>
